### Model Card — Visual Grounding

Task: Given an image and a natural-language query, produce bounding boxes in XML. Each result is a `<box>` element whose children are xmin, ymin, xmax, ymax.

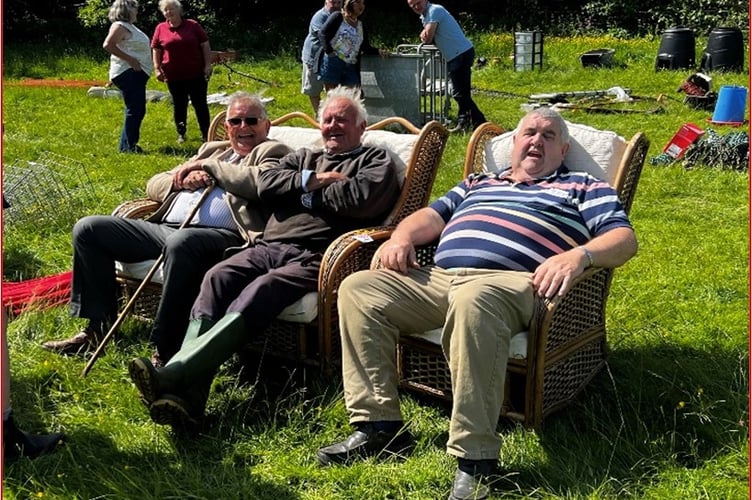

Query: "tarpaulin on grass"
<box><xmin>2</xmin><ymin>271</ymin><xmax>72</xmax><ymax>316</ymax></box>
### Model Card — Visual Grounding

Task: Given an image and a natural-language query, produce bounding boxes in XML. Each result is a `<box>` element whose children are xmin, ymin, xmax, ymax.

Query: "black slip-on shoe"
<box><xmin>448</xmin><ymin>466</ymin><xmax>502</xmax><ymax>500</ymax></box>
<box><xmin>3</xmin><ymin>413</ymin><xmax>65</xmax><ymax>462</ymax></box>
<box><xmin>317</xmin><ymin>426</ymin><xmax>414</xmax><ymax>466</ymax></box>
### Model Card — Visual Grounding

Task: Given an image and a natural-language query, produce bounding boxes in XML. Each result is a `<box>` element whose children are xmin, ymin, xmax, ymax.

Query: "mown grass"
<box><xmin>2</xmin><ymin>34</ymin><xmax>749</xmax><ymax>499</ymax></box>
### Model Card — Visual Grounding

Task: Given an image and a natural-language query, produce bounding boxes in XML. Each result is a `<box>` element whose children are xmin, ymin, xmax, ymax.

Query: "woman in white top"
<box><xmin>103</xmin><ymin>0</ymin><xmax>153</xmax><ymax>153</ymax></box>
<box><xmin>318</xmin><ymin>0</ymin><xmax>387</xmax><ymax>92</ymax></box>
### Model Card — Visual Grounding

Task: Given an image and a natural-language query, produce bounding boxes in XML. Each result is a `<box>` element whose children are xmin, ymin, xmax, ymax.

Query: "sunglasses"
<box><xmin>227</xmin><ymin>116</ymin><xmax>260</xmax><ymax>126</ymax></box>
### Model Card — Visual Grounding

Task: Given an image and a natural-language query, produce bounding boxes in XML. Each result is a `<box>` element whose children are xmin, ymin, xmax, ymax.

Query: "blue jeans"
<box><xmin>111</xmin><ymin>69</ymin><xmax>149</xmax><ymax>152</ymax></box>
<box><xmin>447</xmin><ymin>48</ymin><xmax>486</xmax><ymax>127</ymax></box>
<box><xmin>318</xmin><ymin>53</ymin><xmax>360</xmax><ymax>87</ymax></box>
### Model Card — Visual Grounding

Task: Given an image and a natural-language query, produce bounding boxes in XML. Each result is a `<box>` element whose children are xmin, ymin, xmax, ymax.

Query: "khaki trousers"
<box><xmin>339</xmin><ymin>266</ymin><xmax>534</xmax><ymax>460</ymax></box>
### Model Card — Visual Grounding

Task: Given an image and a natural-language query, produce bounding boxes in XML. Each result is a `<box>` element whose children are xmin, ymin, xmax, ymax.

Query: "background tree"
<box><xmin>3</xmin><ymin>0</ymin><xmax>749</xmax><ymax>53</ymax></box>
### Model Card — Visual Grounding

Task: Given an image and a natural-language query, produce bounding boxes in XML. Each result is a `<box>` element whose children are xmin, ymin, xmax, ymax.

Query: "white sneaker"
<box><xmin>177</xmin><ymin>134</ymin><xmax>186</xmax><ymax>144</ymax></box>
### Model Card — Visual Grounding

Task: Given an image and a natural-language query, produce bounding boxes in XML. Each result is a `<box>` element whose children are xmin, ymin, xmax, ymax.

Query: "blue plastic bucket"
<box><xmin>711</xmin><ymin>85</ymin><xmax>747</xmax><ymax>123</ymax></box>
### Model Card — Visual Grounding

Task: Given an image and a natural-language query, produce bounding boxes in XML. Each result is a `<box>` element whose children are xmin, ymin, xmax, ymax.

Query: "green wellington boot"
<box><xmin>130</xmin><ymin>318</ymin><xmax>215</xmax><ymax>404</ymax></box>
<box><xmin>129</xmin><ymin>313</ymin><xmax>247</xmax><ymax>407</ymax></box>
<box><xmin>168</xmin><ymin>312</ymin><xmax>247</xmax><ymax>376</ymax></box>
<box><xmin>182</xmin><ymin>317</ymin><xmax>217</xmax><ymax>344</ymax></box>
<box><xmin>149</xmin><ymin>377</ymin><xmax>213</xmax><ymax>431</ymax></box>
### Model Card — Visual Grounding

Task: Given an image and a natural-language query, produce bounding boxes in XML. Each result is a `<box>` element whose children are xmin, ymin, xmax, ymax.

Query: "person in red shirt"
<box><xmin>151</xmin><ymin>0</ymin><xmax>212</xmax><ymax>144</ymax></box>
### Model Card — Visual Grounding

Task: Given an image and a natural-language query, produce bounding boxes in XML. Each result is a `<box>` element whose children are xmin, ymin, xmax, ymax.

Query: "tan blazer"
<box><xmin>145</xmin><ymin>139</ymin><xmax>293</xmax><ymax>244</ymax></box>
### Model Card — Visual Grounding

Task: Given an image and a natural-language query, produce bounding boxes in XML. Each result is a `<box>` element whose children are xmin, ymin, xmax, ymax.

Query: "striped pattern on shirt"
<box><xmin>430</xmin><ymin>166</ymin><xmax>631</xmax><ymax>272</ymax></box>
<box><xmin>161</xmin><ymin>150</ymin><xmax>244</xmax><ymax>231</ymax></box>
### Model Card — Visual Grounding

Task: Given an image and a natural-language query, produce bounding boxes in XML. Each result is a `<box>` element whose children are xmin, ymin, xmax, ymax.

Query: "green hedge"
<box><xmin>5</xmin><ymin>0</ymin><xmax>749</xmax><ymax>52</ymax></box>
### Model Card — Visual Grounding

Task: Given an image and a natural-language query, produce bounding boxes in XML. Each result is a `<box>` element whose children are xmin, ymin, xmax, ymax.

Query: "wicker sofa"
<box><xmin>112</xmin><ymin>111</ymin><xmax>449</xmax><ymax>370</ymax></box>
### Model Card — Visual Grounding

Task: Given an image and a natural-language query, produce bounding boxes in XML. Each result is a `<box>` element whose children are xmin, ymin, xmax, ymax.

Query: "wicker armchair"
<box><xmin>113</xmin><ymin>111</ymin><xmax>449</xmax><ymax>370</ymax></box>
<box><xmin>364</xmin><ymin>121</ymin><xmax>649</xmax><ymax>430</ymax></box>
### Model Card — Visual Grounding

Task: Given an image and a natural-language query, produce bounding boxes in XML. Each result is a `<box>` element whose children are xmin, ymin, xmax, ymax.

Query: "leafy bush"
<box><xmin>5</xmin><ymin>0</ymin><xmax>750</xmax><ymax>47</ymax></box>
<box><xmin>579</xmin><ymin>0</ymin><xmax>749</xmax><ymax>35</ymax></box>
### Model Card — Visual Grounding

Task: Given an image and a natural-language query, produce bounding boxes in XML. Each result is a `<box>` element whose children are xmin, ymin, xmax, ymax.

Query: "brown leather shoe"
<box><xmin>41</xmin><ymin>328</ymin><xmax>99</xmax><ymax>356</ymax></box>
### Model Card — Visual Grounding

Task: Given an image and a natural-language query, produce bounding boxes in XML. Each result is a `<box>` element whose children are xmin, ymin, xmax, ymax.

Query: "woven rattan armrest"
<box><xmin>614</xmin><ymin>132</ymin><xmax>649</xmax><ymax>215</ymax></box>
<box><xmin>111</xmin><ymin>198</ymin><xmax>161</xmax><ymax>219</ymax></box>
<box><xmin>530</xmin><ymin>266</ymin><xmax>611</xmax><ymax>358</ymax></box>
<box><xmin>366</xmin><ymin>117</ymin><xmax>421</xmax><ymax>134</ymax></box>
<box><xmin>316</xmin><ymin>225</ymin><xmax>397</xmax><ymax>369</ymax></box>
<box><xmin>463</xmin><ymin>122</ymin><xmax>506</xmax><ymax>177</ymax></box>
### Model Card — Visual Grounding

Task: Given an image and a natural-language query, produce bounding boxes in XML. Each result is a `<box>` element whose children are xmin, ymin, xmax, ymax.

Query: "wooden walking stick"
<box><xmin>82</xmin><ymin>183</ymin><xmax>216</xmax><ymax>377</ymax></box>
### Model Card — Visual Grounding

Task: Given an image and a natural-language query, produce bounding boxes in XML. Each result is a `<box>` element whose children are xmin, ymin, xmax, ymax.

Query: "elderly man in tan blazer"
<box><xmin>42</xmin><ymin>91</ymin><xmax>292</xmax><ymax>365</ymax></box>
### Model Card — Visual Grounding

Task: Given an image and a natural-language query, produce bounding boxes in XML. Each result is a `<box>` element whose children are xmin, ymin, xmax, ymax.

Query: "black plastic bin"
<box><xmin>580</xmin><ymin>48</ymin><xmax>615</xmax><ymax>67</ymax></box>
<box><xmin>655</xmin><ymin>27</ymin><xmax>696</xmax><ymax>70</ymax></box>
<box><xmin>700</xmin><ymin>27</ymin><xmax>744</xmax><ymax>72</ymax></box>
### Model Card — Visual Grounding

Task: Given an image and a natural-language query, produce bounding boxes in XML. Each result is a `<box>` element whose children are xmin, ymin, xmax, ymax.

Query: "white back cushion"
<box><xmin>362</xmin><ymin>129</ymin><xmax>417</xmax><ymax>183</ymax></box>
<box><xmin>267</xmin><ymin>126</ymin><xmax>418</xmax><ymax>186</ymax></box>
<box><xmin>483</xmin><ymin>121</ymin><xmax>627</xmax><ymax>184</ymax></box>
<box><xmin>268</xmin><ymin>127</ymin><xmax>323</xmax><ymax>151</ymax></box>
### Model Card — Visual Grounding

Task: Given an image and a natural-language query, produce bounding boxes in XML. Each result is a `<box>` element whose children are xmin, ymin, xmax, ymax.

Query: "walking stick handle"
<box><xmin>82</xmin><ymin>183</ymin><xmax>216</xmax><ymax>377</ymax></box>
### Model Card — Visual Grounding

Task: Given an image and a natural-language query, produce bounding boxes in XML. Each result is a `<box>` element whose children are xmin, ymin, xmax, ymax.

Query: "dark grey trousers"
<box><xmin>70</xmin><ymin>215</ymin><xmax>242</xmax><ymax>358</ymax></box>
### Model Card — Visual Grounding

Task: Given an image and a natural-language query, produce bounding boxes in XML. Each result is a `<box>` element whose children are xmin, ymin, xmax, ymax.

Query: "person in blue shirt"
<box><xmin>407</xmin><ymin>0</ymin><xmax>486</xmax><ymax>133</ymax></box>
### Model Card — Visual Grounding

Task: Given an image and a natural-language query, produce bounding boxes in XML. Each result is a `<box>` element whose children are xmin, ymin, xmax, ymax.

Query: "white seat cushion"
<box><xmin>115</xmin><ymin>260</ymin><xmax>319</xmax><ymax>323</ymax></box>
<box><xmin>407</xmin><ymin>328</ymin><xmax>529</xmax><ymax>359</ymax></box>
<box><xmin>483</xmin><ymin>121</ymin><xmax>627</xmax><ymax>184</ymax></box>
<box><xmin>275</xmin><ymin>291</ymin><xmax>319</xmax><ymax>323</ymax></box>
<box><xmin>116</xmin><ymin>260</ymin><xmax>165</xmax><ymax>283</ymax></box>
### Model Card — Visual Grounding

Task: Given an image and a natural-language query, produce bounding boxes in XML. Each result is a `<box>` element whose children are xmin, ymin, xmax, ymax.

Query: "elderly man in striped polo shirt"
<box><xmin>318</xmin><ymin>107</ymin><xmax>638</xmax><ymax>500</ymax></box>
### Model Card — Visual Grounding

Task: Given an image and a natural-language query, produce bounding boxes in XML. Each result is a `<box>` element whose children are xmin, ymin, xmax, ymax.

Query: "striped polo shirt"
<box><xmin>430</xmin><ymin>165</ymin><xmax>632</xmax><ymax>272</ymax></box>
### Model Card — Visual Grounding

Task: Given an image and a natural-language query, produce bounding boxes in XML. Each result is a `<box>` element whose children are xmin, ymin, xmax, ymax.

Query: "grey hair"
<box><xmin>108</xmin><ymin>0</ymin><xmax>137</xmax><ymax>23</ymax></box>
<box><xmin>516</xmin><ymin>107</ymin><xmax>570</xmax><ymax>145</ymax></box>
<box><xmin>318</xmin><ymin>86</ymin><xmax>368</xmax><ymax>126</ymax></box>
<box><xmin>158</xmin><ymin>0</ymin><xmax>183</xmax><ymax>14</ymax></box>
<box><xmin>225</xmin><ymin>91</ymin><xmax>268</xmax><ymax>119</ymax></box>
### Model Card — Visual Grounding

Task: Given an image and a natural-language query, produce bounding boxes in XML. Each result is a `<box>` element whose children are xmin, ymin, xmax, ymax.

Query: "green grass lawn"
<box><xmin>2</xmin><ymin>35</ymin><xmax>749</xmax><ymax>499</ymax></box>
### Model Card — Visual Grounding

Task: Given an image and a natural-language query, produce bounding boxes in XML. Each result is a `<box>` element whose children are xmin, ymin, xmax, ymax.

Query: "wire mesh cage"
<box><xmin>360</xmin><ymin>44</ymin><xmax>450</xmax><ymax>126</ymax></box>
<box><xmin>409</xmin><ymin>44</ymin><xmax>451</xmax><ymax>125</ymax></box>
<box><xmin>3</xmin><ymin>152</ymin><xmax>98</xmax><ymax>228</ymax></box>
